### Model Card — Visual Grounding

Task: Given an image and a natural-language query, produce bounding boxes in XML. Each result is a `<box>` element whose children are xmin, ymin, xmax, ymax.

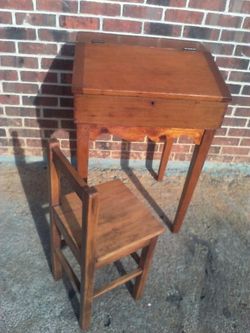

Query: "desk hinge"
<box><xmin>91</xmin><ymin>39</ymin><xmax>105</xmax><ymax>44</ymax></box>
<box><xmin>183</xmin><ymin>47</ymin><xmax>197</xmax><ymax>51</ymax></box>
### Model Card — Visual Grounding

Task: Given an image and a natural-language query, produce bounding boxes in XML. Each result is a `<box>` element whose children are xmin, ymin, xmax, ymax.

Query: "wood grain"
<box><xmin>48</xmin><ymin>142</ymin><xmax>165</xmax><ymax>330</ymax></box>
<box><xmin>87</xmin><ymin>125</ymin><xmax>203</xmax><ymax>144</ymax></box>
<box><xmin>73</xmin><ymin>43</ymin><xmax>231</xmax><ymax>102</ymax></box>
<box><xmin>75</xmin><ymin>94</ymin><xmax>227</xmax><ymax>129</ymax></box>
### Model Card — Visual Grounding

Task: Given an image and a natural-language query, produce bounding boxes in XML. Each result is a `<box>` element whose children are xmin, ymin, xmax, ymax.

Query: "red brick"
<box><xmin>219</xmin><ymin>70</ymin><xmax>229</xmax><ymax>80</ymax></box>
<box><xmin>44</xmin><ymin>129</ymin><xmax>70</xmax><ymax>139</ymax></box>
<box><xmin>60</xmin><ymin>44</ymin><xmax>75</xmax><ymax>57</ymax></box>
<box><xmin>0</xmin><ymin>0</ymin><xmax>33</xmax><ymax>10</ymax></box>
<box><xmin>189</xmin><ymin>0</ymin><xmax>226</xmax><ymax>10</ymax></box>
<box><xmin>38</xmin><ymin>29</ymin><xmax>76</xmax><ymax>42</ymax></box>
<box><xmin>9</xmin><ymin>128</ymin><xmax>42</xmax><ymax>138</ymax></box>
<box><xmin>6</xmin><ymin>118</ymin><xmax>23</xmax><ymax>127</ymax></box>
<box><xmin>5</xmin><ymin>107</ymin><xmax>40</xmax><ymax>117</ymax></box>
<box><xmin>0</xmin><ymin>95</ymin><xmax>20</xmax><ymax>105</ymax></box>
<box><xmin>234</xmin><ymin>108</ymin><xmax>250</xmax><ymax>117</ymax></box>
<box><xmin>242</xmin><ymin>86</ymin><xmax>250</xmax><ymax>95</ymax></box>
<box><xmin>229</xmin><ymin>71</ymin><xmax>250</xmax><ymax>83</ymax></box>
<box><xmin>233</xmin><ymin>156</ymin><xmax>250</xmax><ymax>163</ymax></box>
<box><xmin>36</xmin><ymin>0</ymin><xmax>77</xmax><ymax>12</ymax></box>
<box><xmin>0</xmin><ymin>27</ymin><xmax>36</xmax><ymax>40</ymax></box>
<box><xmin>231</xmin><ymin>96</ymin><xmax>250</xmax><ymax>106</ymax></box>
<box><xmin>0</xmin><ymin>129</ymin><xmax>6</xmax><ymax>137</ymax></box>
<box><xmin>147</xmin><ymin>0</ymin><xmax>186</xmax><ymax>6</ymax></box>
<box><xmin>130</xmin><ymin>142</ymin><xmax>156</xmax><ymax>151</ymax></box>
<box><xmin>229</xmin><ymin>0</ymin><xmax>250</xmax><ymax>13</ymax></box>
<box><xmin>203</xmin><ymin>42</ymin><xmax>234</xmax><ymax>56</ymax></box>
<box><xmin>216</xmin><ymin>128</ymin><xmax>227</xmax><ymax>136</ymax></box>
<box><xmin>222</xmin><ymin>117</ymin><xmax>247</xmax><ymax>127</ymax></box>
<box><xmin>228</xmin><ymin>128</ymin><xmax>250</xmax><ymax>137</ymax></box>
<box><xmin>95</xmin><ymin>141</ymin><xmax>122</xmax><ymax>151</ymax></box>
<box><xmin>21</xmin><ymin>71</ymin><xmax>58</xmax><ymax>83</ymax></box>
<box><xmin>165</xmin><ymin>9</ymin><xmax>203</xmax><ymax>24</ymax></box>
<box><xmin>221</xmin><ymin>30</ymin><xmax>250</xmax><ymax>44</ymax></box>
<box><xmin>1</xmin><ymin>56</ymin><xmax>38</xmax><ymax>69</ymax></box>
<box><xmin>103</xmin><ymin>19</ymin><xmax>142</xmax><ymax>33</ymax></box>
<box><xmin>60</xmin><ymin>73</ymin><xmax>72</xmax><ymax>84</ymax></box>
<box><xmin>124</xmin><ymin>5</ymin><xmax>162</xmax><ymax>20</ymax></box>
<box><xmin>0</xmin><ymin>11</ymin><xmax>12</xmax><ymax>24</ymax></box>
<box><xmin>26</xmin><ymin>139</ymin><xmax>47</xmax><ymax>148</ymax></box>
<box><xmin>213</xmin><ymin>137</ymin><xmax>240</xmax><ymax>146</ymax></box>
<box><xmin>81</xmin><ymin>2</ymin><xmax>120</xmax><ymax>16</ymax></box>
<box><xmin>243</xmin><ymin>17</ymin><xmax>250</xmax><ymax>29</ymax></box>
<box><xmin>16</xmin><ymin>13</ymin><xmax>56</xmax><ymax>26</ymax></box>
<box><xmin>208</xmin><ymin>146</ymin><xmax>221</xmax><ymax>154</ymax></box>
<box><xmin>0</xmin><ymin>138</ymin><xmax>26</xmax><ymax>147</ymax></box>
<box><xmin>178</xmin><ymin>137</ymin><xmax>194</xmax><ymax>144</ymax></box>
<box><xmin>216</xmin><ymin>57</ymin><xmax>249</xmax><ymax>70</ymax></box>
<box><xmin>240</xmin><ymin>138</ymin><xmax>250</xmax><ymax>146</ymax></box>
<box><xmin>184</xmin><ymin>26</ymin><xmax>220</xmax><ymax>41</ymax></box>
<box><xmin>60</xmin><ymin>16</ymin><xmax>99</xmax><ymax>30</ymax></box>
<box><xmin>174</xmin><ymin>153</ymin><xmax>192</xmax><ymax>161</ymax></box>
<box><xmin>205</xmin><ymin>13</ymin><xmax>242</xmax><ymax>28</ymax></box>
<box><xmin>111</xmin><ymin>150</ymin><xmax>145</xmax><ymax>160</ymax></box>
<box><xmin>226</xmin><ymin>106</ymin><xmax>234</xmax><ymax>116</ymax></box>
<box><xmin>25</xmin><ymin>119</ymin><xmax>58</xmax><ymax>128</ymax></box>
<box><xmin>43</xmin><ymin>108</ymin><xmax>73</xmax><ymax>119</ymax></box>
<box><xmin>60</xmin><ymin>140</ymin><xmax>76</xmax><ymax>150</ymax></box>
<box><xmin>18</xmin><ymin>42</ymin><xmax>57</xmax><ymax>55</ymax></box>
<box><xmin>60</xmin><ymin>119</ymin><xmax>76</xmax><ymax>130</ymax></box>
<box><xmin>22</xmin><ymin>96</ymin><xmax>58</xmax><ymax>107</ymax></box>
<box><xmin>207</xmin><ymin>155</ymin><xmax>234</xmax><ymax>163</ymax></box>
<box><xmin>61</xmin><ymin>119</ymin><xmax>75</xmax><ymax>129</ymax></box>
<box><xmin>235</xmin><ymin>46</ymin><xmax>250</xmax><ymax>58</ymax></box>
<box><xmin>144</xmin><ymin>22</ymin><xmax>181</xmax><ymax>37</ymax></box>
<box><xmin>3</xmin><ymin>82</ymin><xmax>39</xmax><ymax>94</ymax></box>
<box><xmin>0</xmin><ymin>70</ymin><xmax>18</xmax><ymax>81</ymax></box>
<box><xmin>221</xmin><ymin>147</ymin><xmax>249</xmax><ymax>155</ymax></box>
<box><xmin>0</xmin><ymin>41</ymin><xmax>15</xmax><ymax>53</ymax></box>
<box><xmin>41</xmin><ymin>84</ymin><xmax>72</xmax><ymax>96</ymax></box>
<box><xmin>60</xmin><ymin>97</ymin><xmax>73</xmax><ymax>107</ymax></box>
<box><xmin>41</xmin><ymin>58</ymin><xmax>73</xmax><ymax>71</ymax></box>
<box><xmin>228</xmin><ymin>84</ymin><xmax>241</xmax><ymax>95</ymax></box>
<box><xmin>172</xmin><ymin>144</ymin><xmax>191</xmax><ymax>153</ymax></box>
<box><xmin>90</xmin><ymin>150</ymin><xmax>111</xmax><ymax>159</ymax></box>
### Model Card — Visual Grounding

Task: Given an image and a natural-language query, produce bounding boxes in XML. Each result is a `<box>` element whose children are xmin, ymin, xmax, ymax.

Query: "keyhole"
<box><xmin>151</xmin><ymin>101</ymin><xmax>155</xmax><ymax>106</ymax></box>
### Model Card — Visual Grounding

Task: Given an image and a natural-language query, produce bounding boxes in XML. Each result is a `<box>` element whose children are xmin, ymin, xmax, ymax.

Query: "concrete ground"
<box><xmin>0</xmin><ymin>160</ymin><xmax>250</xmax><ymax>333</ymax></box>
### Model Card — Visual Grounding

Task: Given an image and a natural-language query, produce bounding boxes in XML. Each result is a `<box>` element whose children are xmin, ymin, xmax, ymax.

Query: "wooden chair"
<box><xmin>48</xmin><ymin>139</ymin><xmax>165</xmax><ymax>331</ymax></box>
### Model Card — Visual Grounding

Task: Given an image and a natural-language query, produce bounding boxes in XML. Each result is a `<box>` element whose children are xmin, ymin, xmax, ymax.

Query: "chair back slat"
<box><xmin>52</xmin><ymin>145</ymin><xmax>88</xmax><ymax>199</ymax></box>
<box><xmin>48</xmin><ymin>138</ymin><xmax>99</xmax><ymax>261</ymax></box>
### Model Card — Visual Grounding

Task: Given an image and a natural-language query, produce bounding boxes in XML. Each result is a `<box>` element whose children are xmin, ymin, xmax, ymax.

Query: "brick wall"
<box><xmin>0</xmin><ymin>0</ymin><xmax>250</xmax><ymax>163</ymax></box>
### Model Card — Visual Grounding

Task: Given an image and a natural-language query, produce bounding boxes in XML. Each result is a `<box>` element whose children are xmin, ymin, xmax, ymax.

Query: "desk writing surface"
<box><xmin>72</xmin><ymin>43</ymin><xmax>231</xmax><ymax>102</ymax></box>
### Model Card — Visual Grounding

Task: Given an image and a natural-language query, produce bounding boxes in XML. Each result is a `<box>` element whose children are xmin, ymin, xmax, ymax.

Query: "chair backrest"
<box><xmin>47</xmin><ymin>138</ymin><xmax>99</xmax><ymax>264</ymax></box>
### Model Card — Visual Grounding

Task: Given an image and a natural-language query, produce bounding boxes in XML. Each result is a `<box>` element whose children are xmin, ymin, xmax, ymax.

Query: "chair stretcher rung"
<box><xmin>56</xmin><ymin>249</ymin><xmax>81</xmax><ymax>292</ymax></box>
<box><xmin>53</xmin><ymin>208</ymin><xmax>81</xmax><ymax>264</ymax></box>
<box><xmin>130</xmin><ymin>252</ymin><xmax>140</xmax><ymax>265</ymax></box>
<box><xmin>93</xmin><ymin>268</ymin><xmax>142</xmax><ymax>299</ymax></box>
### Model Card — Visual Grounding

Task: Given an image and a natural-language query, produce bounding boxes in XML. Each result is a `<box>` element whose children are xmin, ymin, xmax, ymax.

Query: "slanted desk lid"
<box><xmin>72</xmin><ymin>40</ymin><xmax>231</xmax><ymax>103</ymax></box>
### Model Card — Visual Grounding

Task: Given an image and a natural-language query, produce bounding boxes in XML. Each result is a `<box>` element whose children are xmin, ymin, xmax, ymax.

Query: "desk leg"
<box><xmin>76</xmin><ymin>124</ymin><xmax>90</xmax><ymax>182</ymax></box>
<box><xmin>157</xmin><ymin>137</ymin><xmax>174</xmax><ymax>181</ymax></box>
<box><xmin>172</xmin><ymin>129</ymin><xmax>215</xmax><ymax>233</ymax></box>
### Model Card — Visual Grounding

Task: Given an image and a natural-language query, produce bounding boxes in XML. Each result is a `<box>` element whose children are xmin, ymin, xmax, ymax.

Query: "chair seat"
<box><xmin>54</xmin><ymin>180</ymin><xmax>165</xmax><ymax>267</ymax></box>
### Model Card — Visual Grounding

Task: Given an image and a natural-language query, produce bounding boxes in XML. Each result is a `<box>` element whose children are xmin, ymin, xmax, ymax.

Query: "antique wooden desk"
<box><xmin>72</xmin><ymin>32</ymin><xmax>231</xmax><ymax>233</ymax></box>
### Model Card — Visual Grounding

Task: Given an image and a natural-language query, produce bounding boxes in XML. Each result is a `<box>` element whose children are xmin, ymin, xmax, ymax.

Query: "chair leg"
<box><xmin>133</xmin><ymin>237</ymin><xmax>158</xmax><ymax>300</ymax></box>
<box><xmin>50</xmin><ymin>215</ymin><xmax>62</xmax><ymax>280</ymax></box>
<box><xmin>79</xmin><ymin>264</ymin><xmax>95</xmax><ymax>331</ymax></box>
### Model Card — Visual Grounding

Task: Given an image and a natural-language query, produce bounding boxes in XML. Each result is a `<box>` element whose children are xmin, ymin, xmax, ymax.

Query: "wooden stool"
<box><xmin>48</xmin><ymin>139</ymin><xmax>165</xmax><ymax>330</ymax></box>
